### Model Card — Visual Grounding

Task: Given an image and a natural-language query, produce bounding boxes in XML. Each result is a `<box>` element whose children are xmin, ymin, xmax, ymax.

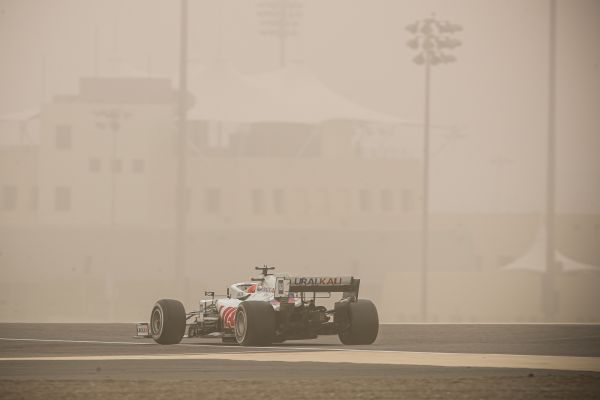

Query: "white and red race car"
<box><xmin>136</xmin><ymin>266</ymin><xmax>379</xmax><ymax>346</ymax></box>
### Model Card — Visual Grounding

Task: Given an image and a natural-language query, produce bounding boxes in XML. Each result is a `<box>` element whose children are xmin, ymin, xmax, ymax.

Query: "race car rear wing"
<box><xmin>276</xmin><ymin>276</ymin><xmax>360</xmax><ymax>298</ymax></box>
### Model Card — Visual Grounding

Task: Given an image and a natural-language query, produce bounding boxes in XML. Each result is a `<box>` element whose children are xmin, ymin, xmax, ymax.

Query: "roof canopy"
<box><xmin>503</xmin><ymin>227</ymin><xmax>599</xmax><ymax>273</ymax></box>
<box><xmin>187</xmin><ymin>63</ymin><xmax>405</xmax><ymax>124</ymax></box>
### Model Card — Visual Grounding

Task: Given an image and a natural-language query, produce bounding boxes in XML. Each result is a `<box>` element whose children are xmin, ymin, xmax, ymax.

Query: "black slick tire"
<box><xmin>234</xmin><ymin>301</ymin><xmax>276</xmax><ymax>346</ymax></box>
<box><xmin>338</xmin><ymin>299</ymin><xmax>379</xmax><ymax>345</ymax></box>
<box><xmin>150</xmin><ymin>299</ymin><xmax>186</xmax><ymax>345</ymax></box>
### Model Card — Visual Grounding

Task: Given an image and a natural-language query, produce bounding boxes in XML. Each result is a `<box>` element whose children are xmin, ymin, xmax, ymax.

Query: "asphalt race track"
<box><xmin>1</xmin><ymin>323</ymin><xmax>599</xmax><ymax>399</ymax></box>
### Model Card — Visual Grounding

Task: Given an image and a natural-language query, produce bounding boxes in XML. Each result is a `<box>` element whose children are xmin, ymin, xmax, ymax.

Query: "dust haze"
<box><xmin>0</xmin><ymin>0</ymin><xmax>599</xmax><ymax>323</ymax></box>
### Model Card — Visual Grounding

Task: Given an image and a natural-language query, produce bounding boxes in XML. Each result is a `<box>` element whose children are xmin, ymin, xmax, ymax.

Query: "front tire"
<box><xmin>234</xmin><ymin>301</ymin><xmax>276</xmax><ymax>346</ymax></box>
<box><xmin>150</xmin><ymin>299</ymin><xmax>186</xmax><ymax>345</ymax></box>
<box><xmin>338</xmin><ymin>299</ymin><xmax>379</xmax><ymax>345</ymax></box>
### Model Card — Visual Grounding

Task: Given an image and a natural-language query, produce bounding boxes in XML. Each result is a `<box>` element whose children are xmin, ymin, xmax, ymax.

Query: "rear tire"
<box><xmin>338</xmin><ymin>299</ymin><xmax>379</xmax><ymax>345</ymax></box>
<box><xmin>150</xmin><ymin>299</ymin><xmax>186</xmax><ymax>345</ymax></box>
<box><xmin>234</xmin><ymin>301</ymin><xmax>276</xmax><ymax>346</ymax></box>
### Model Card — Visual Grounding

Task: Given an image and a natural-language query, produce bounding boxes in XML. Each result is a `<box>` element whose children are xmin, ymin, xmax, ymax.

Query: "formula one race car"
<box><xmin>136</xmin><ymin>266</ymin><xmax>379</xmax><ymax>346</ymax></box>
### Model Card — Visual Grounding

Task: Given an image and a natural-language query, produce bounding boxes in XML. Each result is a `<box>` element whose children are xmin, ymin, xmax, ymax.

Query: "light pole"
<box><xmin>543</xmin><ymin>0</ymin><xmax>558</xmax><ymax>322</ymax></box>
<box><xmin>176</xmin><ymin>0</ymin><xmax>189</xmax><ymax>299</ymax></box>
<box><xmin>257</xmin><ymin>0</ymin><xmax>302</xmax><ymax>68</ymax></box>
<box><xmin>406</xmin><ymin>15</ymin><xmax>462</xmax><ymax>322</ymax></box>
<box><xmin>94</xmin><ymin>107</ymin><xmax>131</xmax><ymax>321</ymax></box>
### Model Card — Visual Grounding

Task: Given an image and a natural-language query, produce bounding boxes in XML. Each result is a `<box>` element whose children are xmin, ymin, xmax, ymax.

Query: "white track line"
<box><xmin>0</xmin><ymin>338</ymin><xmax>154</xmax><ymax>346</ymax></box>
<box><xmin>0</xmin><ymin>337</ymin><xmax>332</xmax><ymax>352</ymax></box>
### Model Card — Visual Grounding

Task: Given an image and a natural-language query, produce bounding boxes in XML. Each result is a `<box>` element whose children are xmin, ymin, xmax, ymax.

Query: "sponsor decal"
<box><xmin>257</xmin><ymin>285</ymin><xmax>275</xmax><ymax>294</ymax></box>
<box><xmin>269</xmin><ymin>295</ymin><xmax>296</xmax><ymax>306</ymax></box>
<box><xmin>136</xmin><ymin>324</ymin><xmax>149</xmax><ymax>335</ymax></box>
<box><xmin>275</xmin><ymin>277</ymin><xmax>291</xmax><ymax>297</ymax></box>
<box><xmin>291</xmin><ymin>277</ymin><xmax>350</xmax><ymax>286</ymax></box>
<box><xmin>220</xmin><ymin>306</ymin><xmax>237</xmax><ymax>329</ymax></box>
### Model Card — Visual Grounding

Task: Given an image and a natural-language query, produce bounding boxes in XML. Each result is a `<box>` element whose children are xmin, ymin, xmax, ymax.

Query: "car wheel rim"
<box><xmin>235</xmin><ymin>309</ymin><xmax>247</xmax><ymax>342</ymax></box>
<box><xmin>151</xmin><ymin>308</ymin><xmax>163</xmax><ymax>336</ymax></box>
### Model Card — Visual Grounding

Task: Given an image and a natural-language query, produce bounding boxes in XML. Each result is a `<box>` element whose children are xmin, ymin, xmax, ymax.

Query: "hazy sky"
<box><xmin>1</xmin><ymin>0</ymin><xmax>598</xmax><ymax>213</ymax></box>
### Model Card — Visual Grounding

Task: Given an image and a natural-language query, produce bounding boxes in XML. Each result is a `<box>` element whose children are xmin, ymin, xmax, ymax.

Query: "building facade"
<box><xmin>1</xmin><ymin>76</ymin><xmax>599</xmax><ymax>322</ymax></box>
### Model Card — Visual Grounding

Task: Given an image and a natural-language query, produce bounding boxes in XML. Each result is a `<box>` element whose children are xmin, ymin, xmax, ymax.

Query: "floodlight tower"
<box><xmin>175</xmin><ymin>0</ymin><xmax>189</xmax><ymax>298</ymax></box>
<box><xmin>257</xmin><ymin>0</ymin><xmax>302</xmax><ymax>68</ymax></box>
<box><xmin>406</xmin><ymin>15</ymin><xmax>462</xmax><ymax>322</ymax></box>
<box><xmin>543</xmin><ymin>0</ymin><xmax>558</xmax><ymax>322</ymax></box>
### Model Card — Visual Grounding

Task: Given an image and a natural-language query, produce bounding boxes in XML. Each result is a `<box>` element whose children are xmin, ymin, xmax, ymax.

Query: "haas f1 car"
<box><xmin>136</xmin><ymin>266</ymin><xmax>379</xmax><ymax>346</ymax></box>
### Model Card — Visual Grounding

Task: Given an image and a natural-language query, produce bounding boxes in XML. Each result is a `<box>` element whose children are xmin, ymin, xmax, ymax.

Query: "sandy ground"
<box><xmin>1</xmin><ymin>376</ymin><xmax>600</xmax><ymax>400</ymax></box>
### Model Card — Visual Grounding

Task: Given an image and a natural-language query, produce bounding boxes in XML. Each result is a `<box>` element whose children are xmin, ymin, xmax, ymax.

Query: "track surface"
<box><xmin>1</xmin><ymin>323</ymin><xmax>599</xmax><ymax>399</ymax></box>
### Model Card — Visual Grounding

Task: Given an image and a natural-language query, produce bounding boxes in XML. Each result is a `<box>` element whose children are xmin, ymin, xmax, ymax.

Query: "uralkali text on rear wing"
<box><xmin>275</xmin><ymin>276</ymin><xmax>359</xmax><ymax>297</ymax></box>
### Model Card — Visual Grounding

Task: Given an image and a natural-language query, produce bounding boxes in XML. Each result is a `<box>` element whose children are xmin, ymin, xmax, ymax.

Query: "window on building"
<box><xmin>55</xmin><ymin>125</ymin><xmax>72</xmax><ymax>150</ymax></box>
<box><xmin>359</xmin><ymin>189</ymin><xmax>371</xmax><ymax>212</ymax></box>
<box><xmin>2</xmin><ymin>185</ymin><xmax>17</xmax><ymax>210</ymax></box>
<box><xmin>402</xmin><ymin>189</ymin><xmax>413</xmax><ymax>213</ymax></box>
<box><xmin>132</xmin><ymin>158</ymin><xmax>145</xmax><ymax>173</ymax></box>
<box><xmin>89</xmin><ymin>158</ymin><xmax>101</xmax><ymax>172</ymax></box>
<box><xmin>251</xmin><ymin>189</ymin><xmax>265</xmax><ymax>214</ymax></box>
<box><xmin>273</xmin><ymin>188</ymin><xmax>285</xmax><ymax>214</ymax></box>
<box><xmin>54</xmin><ymin>186</ymin><xmax>71</xmax><ymax>211</ymax></box>
<box><xmin>29</xmin><ymin>186</ymin><xmax>38</xmax><ymax>210</ymax></box>
<box><xmin>204</xmin><ymin>187</ymin><xmax>221</xmax><ymax>213</ymax></box>
<box><xmin>381</xmin><ymin>189</ymin><xmax>394</xmax><ymax>212</ymax></box>
<box><xmin>111</xmin><ymin>158</ymin><xmax>122</xmax><ymax>173</ymax></box>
